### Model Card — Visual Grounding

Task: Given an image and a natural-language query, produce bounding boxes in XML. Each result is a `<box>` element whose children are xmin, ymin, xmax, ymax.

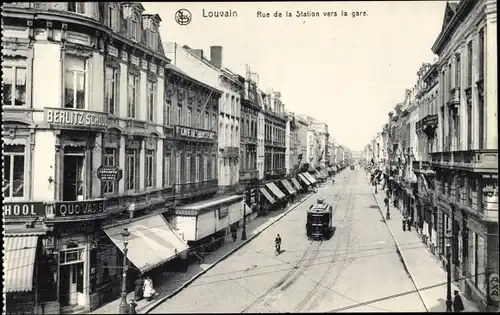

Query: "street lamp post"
<box><xmin>119</xmin><ymin>228</ymin><xmax>131</xmax><ymax>314</ymax></box>
<box><xmin>445</xmin><ymin>230</ymin><xmax>453</xmax><ymax>312</ymax></box>
<box><xmin>242</xmin><ymin>195</ymin><xmax>248</xmax><ymax>240</ymax></box>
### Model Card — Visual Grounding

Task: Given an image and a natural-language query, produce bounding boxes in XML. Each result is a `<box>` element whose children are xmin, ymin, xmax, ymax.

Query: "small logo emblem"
<box><xmin>175</xmin><ymin>9</ymin><xmax>192</xmax><ymax>26</ymax></box>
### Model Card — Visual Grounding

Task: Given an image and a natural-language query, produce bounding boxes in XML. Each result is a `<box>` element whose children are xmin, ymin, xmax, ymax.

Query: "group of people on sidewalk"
<box><xmin>375</xmin><ymin>178</ymin><xmax>468</xmax><ymax>313</ymax></box>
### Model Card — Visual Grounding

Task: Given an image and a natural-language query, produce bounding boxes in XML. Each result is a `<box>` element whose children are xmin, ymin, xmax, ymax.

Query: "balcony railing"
<box><xmin>430</xmin><ymin>150</ymin><xmax>498</xmax><ymax>171</ymax></box>
<box><xmin>245</xmin><ymin>137</ymin><xmax>258</xmax><ymax>145</ymax></box>
<box><xmin>222</xmin><ymin>147</ymin><xmax>240</xmax><ymax>158</ymax></box>
<box><xmin>240</xmin><ymin>169</ymin><xmax>259</xmax><ymax>181</ymax></box>
<box><xmin>412</xmin><ymin>161</ymin><xmax>431</xmax><ymax>173</ymax></box>
<box><xmin>174</xmin><ymin>180</ymin><xmax>218</xmax><ymax>199</ymax></box>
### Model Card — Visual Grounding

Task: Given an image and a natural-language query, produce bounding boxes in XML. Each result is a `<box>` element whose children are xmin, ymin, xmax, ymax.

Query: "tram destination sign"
<box><xmin>3</xmin><ymin>202</ymin><xmax>45</xmax><ymax>217</ymax></box>
<box><xmin>97</xmin><ymin>165</ymin><xmax>123</xmax><ymax>181</ymax></box>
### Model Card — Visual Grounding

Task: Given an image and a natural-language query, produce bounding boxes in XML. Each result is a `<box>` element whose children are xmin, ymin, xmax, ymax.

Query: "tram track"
<box><xmin>294</xmin><ymin>175</ymin><xmax>357</xmax><ymax>312</ymax></box>
<box><xmin>241</xmin><ymin>177</ymin><xmax>348</xmax><ymax>313</ymax></box>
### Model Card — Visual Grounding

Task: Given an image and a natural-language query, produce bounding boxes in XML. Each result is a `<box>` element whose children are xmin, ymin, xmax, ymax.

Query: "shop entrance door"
<box><xmin>60</xmin><ymin>263</ymin><xmax>84</xmax><ymax>306</ymax></box>
<box><xmin>63</xmin><ymin>153</ymin><xmax>85</xmax><ymax>201</ymax></box>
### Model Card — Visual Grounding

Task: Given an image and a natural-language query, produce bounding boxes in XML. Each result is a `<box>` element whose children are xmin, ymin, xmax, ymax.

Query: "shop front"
<box><xmin>265</xmin><ymin>182</ymin><xmax>287</xmax><ymax>209</ymax></box>
<box><xmin>259</xmin><ymin>187</ymin><xmax>276</xmax><ymax>214</ymax></box>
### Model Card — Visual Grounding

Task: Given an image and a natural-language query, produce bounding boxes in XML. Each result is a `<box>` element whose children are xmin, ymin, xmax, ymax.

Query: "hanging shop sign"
<box><xmin>97</xmin><ymin>165</ymin><xmax>123</xmax><ymax>181</ymax></box>
<box><xmin>44</xmin><ymin>108</ymin><xmax>108</xmax><ymax>130</ymax></box>
<box><xmin>54</xmin><ymin>199</ymin><xmax>107</xmax><ymax>217</ymax></box>
<box><xmin>3</xmin><ymin>202</ymin><xmax>45</xmax><ymax>217</ymax></box>
<box><xmin>489</xmin><ymin>273</ymin><xmax>499</xmax><ymax>303</ymax></box>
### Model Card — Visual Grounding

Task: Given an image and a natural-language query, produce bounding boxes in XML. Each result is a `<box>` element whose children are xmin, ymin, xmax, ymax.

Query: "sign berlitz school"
<box><xmin>44</xmin><ymin>108</ymin><xmax>108</xmax><ymax>130</ymax></box>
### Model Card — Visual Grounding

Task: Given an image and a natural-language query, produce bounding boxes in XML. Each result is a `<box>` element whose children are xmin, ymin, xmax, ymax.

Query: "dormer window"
<box><xmin>129</xmin><ymin>15</ymin><xmax>139</xmax><ymax>41</ymax></box>
<box><xmin>68</xmin><ymin>2</ymin><xmax>85</xmax><ymax>14</ymax></box>
<box><xmin>107</xmin><ymin>4</ymin><xmax>118</xmax><ymax>30</ymax></box>
<box><xmin>149</xmin><ymin>27</ymin><xmax>158</xmax><ymax>50</ymax></box>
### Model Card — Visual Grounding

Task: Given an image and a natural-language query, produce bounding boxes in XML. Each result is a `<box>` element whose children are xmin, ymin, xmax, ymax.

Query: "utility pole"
<box><xmin>119</xmin><ymin>228</ymin><xmax>131</xmax><ymax>314</ymax></box>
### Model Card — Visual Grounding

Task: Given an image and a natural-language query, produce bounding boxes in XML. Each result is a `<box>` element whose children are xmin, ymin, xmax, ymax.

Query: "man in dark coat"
<box><xmin>453</xmin><ymin>290</ymin><xmax>465</xmax><ymax>312</ymax></box>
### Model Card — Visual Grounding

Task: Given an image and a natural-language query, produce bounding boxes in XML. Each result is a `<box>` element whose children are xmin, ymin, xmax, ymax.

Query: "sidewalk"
<box><xmin>91</xmin><ymin>192</ymin><xmax>314</xmax><ymax>314</ymax></box>
<box><xmin>370</xmin><ymin>178</ymin><xmax>479</xmax><ymax>312</ymax></box>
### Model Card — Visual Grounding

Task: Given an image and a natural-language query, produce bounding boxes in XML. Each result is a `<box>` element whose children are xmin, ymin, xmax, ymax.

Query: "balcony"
<box><xmin>274</xmin><ymin>168</ymin><xmax>286</xmax><ymax>176</ymax></box>
<box><xmin>240</xmin><ymin>169</ymin><xmax>259</xmax><ymax>181</ymax></box>
<box><xmin>222</xmin><ymin>147</ymin><xmax>240</xmax><ymax>158</ymax></box>
<box><xmin>430</xmin><ymin>150</ymin><xmax>498</xmax><ymax>172</ymax></box>
<box><xmin>174</xmin><ymin>180</ymin><xmax>218</xmax><ymax>199</ymax></box>
<box><xmin>245</xmin><ymin>137</ymin><xmax>258</xmax><ymax>145</ymax></box>
<box><xmin>412</xmin><ymin>161</ymin><xmax>432</xmax><ymax>174</ymax></box>
<box><xmin>217</xmin><ymin>184</ymin><xmax>241</xmax><ymax>194</ymax></box>
<box><xmin>174</xmin><ymin>125</ymin><xmax>216</xmax><ymax>143</ymax></box>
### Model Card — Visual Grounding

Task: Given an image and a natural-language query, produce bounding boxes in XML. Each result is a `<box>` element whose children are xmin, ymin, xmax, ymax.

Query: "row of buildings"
<box><xmin>1</xmin><ymin>2</ymin><xmax>350</xmax><ymax>314</ymax></box>
<box><xmin>364</xmin><ymin>0</ymin><xmax>498</xmax><ymax>311</ymax></box>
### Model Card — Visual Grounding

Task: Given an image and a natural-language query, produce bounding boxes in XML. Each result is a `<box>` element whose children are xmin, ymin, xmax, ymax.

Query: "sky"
<box><xmin>143</xmin><ymin>1</ymin><xmax>446</xmax><ymax>152</ymax></box>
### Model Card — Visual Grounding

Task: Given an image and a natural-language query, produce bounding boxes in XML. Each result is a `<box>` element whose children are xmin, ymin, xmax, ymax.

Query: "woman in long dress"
<box><xmin>143</xmin><ymin>276</ymin><xmax>156</xmax><ymax>301</ymax></box>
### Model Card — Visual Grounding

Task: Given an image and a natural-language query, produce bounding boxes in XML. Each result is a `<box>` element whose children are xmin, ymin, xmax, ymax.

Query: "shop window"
<box><xmin>147</xmin><ymin>80</ymin><xmax>156</xmax><ymax>122</ymax></box>
<box><xmin>187</xmin><ymin>108</ymin><xmax>192</xmax><ymax>127</ymax></box>
<box><xmin>145</xmin><ymin>149</ymin><xmax>155</xmax><ymax>188</ymax></box>
<box><xmin>64</xmin><ymin>55</ymin><xmax>87</xmax><ymax>109</ymax></box>
<box><xmin>163</xmin><ymin>155</ymin><xmax>171</xmax><ymax>187</ymax></box>
<box><xmin>127</xmin><ymin>73</ymin><xmax>139</xmax><ymax>118</ymax></box>
<box><xmin>185</xmin><ymin>155</ymin><xmax>191</xmax><ymax>184</ymax></box>
<box><xmin>203</xmin><ymin>155</ymin><xmax>208</xmax><ymax>181</ymax></box>
<box><xmin>105</xmin><ymin>66</ymin><xmax>118</xmax><ymax>115</ymax></box>
<box><xmin>125</xmin><ymin>148</ymin><xmax>139</xmax><ymax>191</ymax></box>
<box><xmin>2</xmin><ymin>58</ymin><xmax>27</xmax><ymax>107</ymax></box>
<box><xmin>165</xmin><ymin>100</ymin><xmax>171</xmax><ymax>126</ymax></box>
<box><xmin>2</xmin><ymin>145</ymin><xmax>25</xmax><ymax>199</ymax></box>
<box><xmin>195</xmin><ymin>155</ymin><xmax>200</xmax><ymax>182</ymax></box>
<box><xmin>68</xmin><ymin>2</ymin><xmax>86</xmax><ymax>14</ymax></box>
<box><xmin>60</xmin><ymin>248</ymin><xmax>85</xmax><ymax>264</ymax></box>
<box><xmin>102</xmin><ymin>148</ymin><xmax>117</xmax><ymax>195</ymax></box>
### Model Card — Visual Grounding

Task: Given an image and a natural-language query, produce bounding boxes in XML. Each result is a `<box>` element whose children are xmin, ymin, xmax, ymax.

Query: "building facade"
<box><xmin>263</xmin><ymin>90</ymin><xmax>286</xmax><ymax>180</ymax></box>
<box><xmin>430</xmin><ymin>0</ymin><xmax>498</xmax><ymax>310</ymax></box>
<box><xmin>207</xmin><ymin>46</ymin><xmax>243</xmax><ymax>194</ymax></box>
<box><xmin>257</xmin><ymin>108</ymin><xmax>265</xmax><ymax>180</ymax></box>
<box><xmin>285</xmin><ymin>111</ymin><xmax>299</xmax><ymax>176</ymax></box>
<box><xmin>240</xmin><ymin>70</ymin><xmax>260</xmax><ymax>208</ymax></box>
<box><xmin>2</xmin><ymin>2</ymin><xmax>175</xmax><ymax>313</ymax></box>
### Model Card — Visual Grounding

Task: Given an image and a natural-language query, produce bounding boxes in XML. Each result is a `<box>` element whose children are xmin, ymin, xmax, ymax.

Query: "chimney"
<box><xmin>210</xmin><ymin>46</ymin><xmax>223</xmax><ymax>68</ymax></box>
<box><xmin>191</xmin><ymin>49</ymin><xmax>204</xmax><ymax>60</ymax></box>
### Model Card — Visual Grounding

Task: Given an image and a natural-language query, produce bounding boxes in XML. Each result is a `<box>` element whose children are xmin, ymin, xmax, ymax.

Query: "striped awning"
<box><xmin>281</xmin><ymin>179</ymin><xmax>297</xmax><ymax>195</ymax></box>
<box><xmin>266</xmin><ymin>182</ymin><xmax>286</xmax><ymax>199</ymax></box>
<box><xmin>5</xmin><ymin>233</ymin><xmax>42</xmax><ymax>293</ymax></box>
<box><xmin>103</xmin><ymin>214</ymin><xmax>189</xmax><ymax>273</ymax></box>
<box><xmin>260</xmin><ymin>187</ymin><xmax>276</xmax><ymax>204</ymax></box>
<box><xmin>304</xmin><ymin>172</ymin><xmax>317</xmax><ymax>184</ymax></box>
<box><xmin>298</xmin><ymin>173</ymin><xmax>311</xmax><ymax>185</ymax></box>
<box><xmin>291</xmin><ymin>178</ymin><xmax>303</xmax><ymax>190</ymax></box>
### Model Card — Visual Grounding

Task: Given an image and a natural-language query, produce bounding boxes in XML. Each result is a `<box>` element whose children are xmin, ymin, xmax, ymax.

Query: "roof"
<box><xmin>165</xmin><ymin>63</ymin><xmax>222</xmax><ymax>94</ymax></box>
<box><xmin>308</xmin><ymin>203</ymin><xmax>331</xmax><ymax>213</ymax></box>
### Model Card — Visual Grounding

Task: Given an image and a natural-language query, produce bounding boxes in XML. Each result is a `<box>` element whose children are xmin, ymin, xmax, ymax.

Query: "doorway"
<box><xmin>60</xmin><ymin>262</ymin><xmax>84</xmax><ymax>306</ymax></box>
<box><xmin>63</xmin><ymin>153</ymin><xmax>85</xmax><ymax>201</ymax></box>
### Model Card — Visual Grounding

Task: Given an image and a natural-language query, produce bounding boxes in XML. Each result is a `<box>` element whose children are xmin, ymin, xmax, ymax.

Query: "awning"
<box><xmin>281</xmin><ymin>179</ymin><xmax>297</xmax><ymax>195</ymax></box>
<box><xmin>298</xmin><ymin>173</ymin><xmax>311</xmax><ymax>185</ymax></box>
<box><xmin>304</xmin><ymin>172</ymin><xmax>317</xmax><ymax>184</ymax></box>
<box><xmin>5</xmin><ymin>233</ymin><xmax>42</xmax><ymax>293</ymax></box>
<box><xmin>266</xmin><ymin>182</ymin><xmax>286</xmax><ymax>199</ymax></box>
<box><xmin>260</xmin><ymin>187</ymin><xmax>276</xmax><ymax>204</ymax></box>
<box><xmin>291</xmin><ymin>178</ymin><xmax>303</xmax><ymax>190</ymax></box>
<box><xmin>103</xmin><ymin>214</ymin><xmax>189</xmax><ymax>273</ymax></box>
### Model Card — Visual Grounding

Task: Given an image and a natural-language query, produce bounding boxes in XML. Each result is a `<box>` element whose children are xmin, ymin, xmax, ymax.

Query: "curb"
<box><xmin>144</xmin><ymin>190</ymin><xmax>316</xmax><ymax>314</ymax></box>
<box><xmin>371</xmin><ymin>184</ymin><xmax>430</xmax><ymax>312</ymax></box>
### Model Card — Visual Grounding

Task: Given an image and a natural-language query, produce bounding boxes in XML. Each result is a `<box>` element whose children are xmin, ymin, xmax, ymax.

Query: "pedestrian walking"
<box><xmin>402</xmin><ymin>218</ymin><xmax>406</xmax><ymax>231</ymax></box>
<box><xmin>143</xmin><ymin>275</ymin><xmax>157</xmax><ymax>302</ymax></box>
<box><xmin>134</xmin><ymin>275</ymin><xmax>144</xmax><ymax>301</ymax></box>
<box><xmin>407</xmin><ymin>218</ymin><xmax>412</xmax><ymax>232</ymax></box>
<box><xmin>453</xmin><ymin>290</ymin><xmax>465</xmax><ymax>312</ymax></box>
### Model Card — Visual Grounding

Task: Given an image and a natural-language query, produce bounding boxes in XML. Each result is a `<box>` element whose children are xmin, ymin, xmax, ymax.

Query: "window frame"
<box><xmin>145</xmin><ymin>149</ymin><xmax>155</xmax><ymax>189</ymax></box>
<box><xmin>177</xmin><ymin>103</ymin><xmax>182</xmax><ymax>125</ymax></box>
<box><xmin>2</xmin><ymin>144</ymin><xmax>26</xmax><ymax>200</ymax></box>
<box><xmin>64</xmin><ymin>55</ymin><xmax>88</xmax><ymax>110</ymax></box>
<box><xmin>147</xmin><ymin>80</ymin><xmax>156</xmax><ymax>122</ymax></box>
<box><xmin>102</xmin><ymin>148</ymin><xmax>118</xmax><ymax>195</ymax></box>
<box><xmin>185</xmin><ymin>155</ymin><xmax>191</xmax><ymax>183</ymax></box>
<box><xmin>187</xmin><ymin>107</ymin><xmax>192</xmax><ymax>127</ymax></box>
<box><xmin>2</xmin><ymin>58</ymin><xmax>27</xmax><ymax>108</ymax></box>
<box><xmin>195</xmin><ymin>154</ymin><xmax>200</xmax><ymax>182</ymax></box>
<box><xmin>164</xmin><ymin>154</ymin><xmax>171</xmax><ymax>187</ymax></box>
<box><xmin>125</xmin><ymin>148</ymin><xmax>139</xmax><ymax>192</ymax></box>
<box><xmin>127</xmin><ymin>72</ymin><xmax>139</xmax><ymax>118</ymax></box>
<box><xmin>165</xmin><ymin>99</ymin><xmax>172</xmax><ymax>126</ymax></box>
<box><xmin>105</xmin><ymin>66</ymin><xmax>119</xmax><ymax>115</ymax></box>
<box><xmin>68</xmin><ymin>2</ymin><xmax>86</xmax><ymax>15</ymax></box>
<box><xmin>130</xmin><ymin>15</ymin><xmax>139</xmax><ymax>41</ymax></box>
